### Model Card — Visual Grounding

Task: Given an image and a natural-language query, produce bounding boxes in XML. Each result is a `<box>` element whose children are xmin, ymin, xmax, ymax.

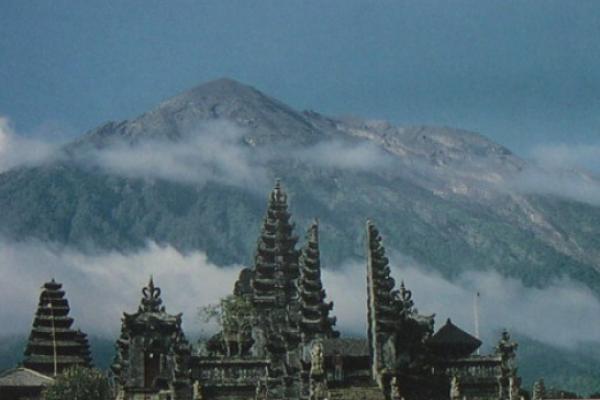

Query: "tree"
<box><xmin>43</xmin><ymin>366</ymin><xmax>110</xmax><ymax>400</ymax></box>
<box><xmin>199</xmin><ymin>294</ymin><xmax>254</xmax><ymax>356</ymax></box>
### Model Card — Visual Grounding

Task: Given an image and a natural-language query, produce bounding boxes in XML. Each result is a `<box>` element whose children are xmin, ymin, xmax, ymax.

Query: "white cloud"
<box><xmin>0</xmin><ymin>240</ymin><xmax>240</xmax><ymax>337</ymax></box>
<box><xmin>84</xmin><ymin>121</ymin><xmax>270</xmax><ymax>191</ymax></box>
<box><xmin>1</xmin><ymin>239</ymin><xmax>599</xmax><ymax>351</ymax></box>
<box><xmin>531</xmin><ymin>143</ymin><xmax>600</xmax><ymax>173</ymax></box>
<box><xmin>81</xmin><ymin>124</ymin><xmax>394</xmax><ymax>192</ymax></box>
<box><xmin>294</xmin><ymin>140</ymin><xmax>394</xmax><ymax>170</ymax></box>
<box><xmin>496</xmin><ymin>142</ymin><xmax>600</xmax><ymax>206</ymax></box>
<box><xmin>323</xmin><ymin>258</ymin><xmax>600</xmax><ymax>350</ymax></box>
<box><xmin>0</xmin><ymin>116</ymin><xmax>58</xmax><ymax>173</ymax></box>
<box><xmin>510</xmin><ymin>165</ymin><xmax>600</xmax><ymax>206</ymax></box>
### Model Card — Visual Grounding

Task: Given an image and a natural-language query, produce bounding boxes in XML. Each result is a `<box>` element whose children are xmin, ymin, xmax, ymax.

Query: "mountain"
<box><xmin>1</xmin><ymin>78</ymin><xmax>599</xmax><ymax>291</ymax></box>
<box><xmin>2</xmin><ymin>77</ymin><xmax>600</xmax><ymax>394</ymax></box>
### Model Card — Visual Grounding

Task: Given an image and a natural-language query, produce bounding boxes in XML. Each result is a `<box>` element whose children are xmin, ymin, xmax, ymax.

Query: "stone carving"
<box><xmin>390</xmin><ymin>376</ymin><xmax>403</xmax><ymax>400</ymax></box>
<box><xmin>310</xmin><ymin>342</ymin><xmax>324</xmax><ymax>377</ymax></box>
<box><xmin>450</xmin><ymin>375</ymin><xmax>461</xmax><ymax>400</ymax></box>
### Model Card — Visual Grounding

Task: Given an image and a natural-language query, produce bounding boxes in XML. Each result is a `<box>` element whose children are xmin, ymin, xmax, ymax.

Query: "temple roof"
<box><xmin>0</xmin><ymin>367</ymin><xmax>54</xmax><ymax>387</ymax></box>
<box><xmin>249</xmin><ymin>180</ymin><xmax>300</xmax><ymax>304</ymax></box>
<box><xmin>123</xmin><ymin>277</ymin><xmax>183</xmax><ymax>328</ymax></box>
<box><xmin>428</xmin><ymin>318</ymin><xmax>482</xmax><ymax>354</ymax></box>
<box><xmin>23</xmin><ymin>279</ymin><xmax>92</xmax><ymax>374</ymax></box>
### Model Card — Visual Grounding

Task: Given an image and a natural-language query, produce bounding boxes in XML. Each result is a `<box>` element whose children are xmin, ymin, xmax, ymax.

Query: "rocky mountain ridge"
<box><xmin>1</xmin><ymin>78</ymin><xmax>599</xmax><ymax>292</ymax></box>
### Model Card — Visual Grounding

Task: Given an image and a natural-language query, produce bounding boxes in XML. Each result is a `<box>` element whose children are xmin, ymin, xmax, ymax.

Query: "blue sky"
<box><xmin>1</xmin><ymin>0</ymin><xmax>599</xmax><ymax>154</ymax></box>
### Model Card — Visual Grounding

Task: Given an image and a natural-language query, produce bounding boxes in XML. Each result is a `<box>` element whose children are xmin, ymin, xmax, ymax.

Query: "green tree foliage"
<box><xmin>199</xmin><ymin>294</ymin><xmax>254</xmax><ymax>356</ymax></box>
<box><xmin>43</xmin><ymin>366</ymin><xmax>110</xmax><ymax>400</ymax></box>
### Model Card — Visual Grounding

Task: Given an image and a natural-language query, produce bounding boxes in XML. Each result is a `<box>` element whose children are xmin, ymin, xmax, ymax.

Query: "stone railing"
<box><xmin>440</xmin><ymin>355</ymin><xmax>503</xmax><ymax>379</ymax></box>
<box><xmin>194</xmin><ymin>358</ymin><xmax>269</xmax><ymax>387</ymax></box>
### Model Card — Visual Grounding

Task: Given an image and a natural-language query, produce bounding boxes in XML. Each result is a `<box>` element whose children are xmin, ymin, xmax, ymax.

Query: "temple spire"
<box><xmin>23</xmin><ymin>280</ymin><xmax>92</xmax><ymax>375</ymax></box>
<box><xmin>298</xmin><ymin>220</ymin><xmax>339</xmax><ymax>341</ymax></box>
<box><xmin>365</xmin><ymin>220</ymin><xmax>434</xmax><ymax>385</ymax></box>
<box><xmin>366</xmin><ymin>220</ymin><xmax>399</xmax><ymax>381</ymax></box>
<box><xmin>251</xmin><ymin>180</ymin><xmax>300</xmax><ymax>307</ymax></box>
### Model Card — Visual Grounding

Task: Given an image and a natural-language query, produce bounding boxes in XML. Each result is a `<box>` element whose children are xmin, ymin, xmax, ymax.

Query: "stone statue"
<box><xmin>192</xmin><ymin>381</ymin><xmax>203</xmax><ymax>400</ymax></box>
<box><xmin>255</xmin><ymin>379</ymin><xmax>268</xmax><ymax>400</ymax></box>
<box><xmin>390</xmin><ymin>376</ymin><xmax>403</xmax><ymax>400</ymax></box>
<box><xmin>496</xmin><ymin>330</ymin><xmax>518</xmax><ymax>375</ymax></box>
<box><xmin>509</xmin><ymin>376</ymin><xmax>520</xmax><ymax>400</ymax></box>
<box><xmin>450</xmin><ymin>375</ymin><xmax>461</xmax><ymax>400</ymax></box>
<box><xmin>310</xmin><ymin>342</ymin><xmax>324</xmax><ymax>377</ymax></box>
<box><xmin>310</xmin><ymin>381</ymin><xmax>328</xmax><ymax>400</ymax></box>
<box><xmin>532</xmin><ymin>379</ymin><xmax>545</xmax><ymax>400</ymax></box>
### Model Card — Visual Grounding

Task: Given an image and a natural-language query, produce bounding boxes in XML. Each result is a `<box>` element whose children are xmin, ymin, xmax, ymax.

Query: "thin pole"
<box><xmin>473</xmin><ymin>291</ymin><xmax>480</xmax><ymax>355</ymax></box>
<box><xmin>48</xmin><ymin>301</ymin><xmax>58</xmax><ymax>376</ymax></box>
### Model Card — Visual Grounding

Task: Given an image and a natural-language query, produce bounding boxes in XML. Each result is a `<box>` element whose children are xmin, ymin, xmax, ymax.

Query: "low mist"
<box><xmin>1</xmin><ymin>239</ymin><xmax>598</xmax><ymax>352</ymax></box>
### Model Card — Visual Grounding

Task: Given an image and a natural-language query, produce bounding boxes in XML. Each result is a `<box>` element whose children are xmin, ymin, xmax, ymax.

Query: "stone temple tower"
<box><xmin>23</xmin><ymin>279</ymin><xmax>92</xmax><ymax>376</ymax></box>
<box><xmin>111</xmin><ymin>277</ymin><xmax>193</xmax><ymax>400</ymax></box>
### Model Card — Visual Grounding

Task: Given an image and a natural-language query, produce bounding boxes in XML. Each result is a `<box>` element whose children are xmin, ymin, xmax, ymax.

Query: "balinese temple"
<box><xmin>193</xmin><ymin>183</ymin><xmax>524</xmax><ymax>400</ymax></box>
<box><xmin>0</xmin><ymin>180</ymin><xmax>524</xmax><ymax>400</ymax></box>
<box><xmin>365</xmin><ymin>220</ymin><xmax>438</xmax><ymax>396</ymax></box>
<box><xmin>243</xmin><ymin>179</ymin><xmax>303</xmax><ymax>398</ymax></box>
<box><xmin>22</xmin><ymin>279</ymin><xmax>92</xmax><ymax>376</ymax></box>
<box><xmin>111</xmin><ymin>277</ymin><xmax>193</xmax><ymax>400</ymax></box>
<box><xmin>365</xmin><ymin>220</ymin><xmax>522</xmax><ymax>400</ymax></box>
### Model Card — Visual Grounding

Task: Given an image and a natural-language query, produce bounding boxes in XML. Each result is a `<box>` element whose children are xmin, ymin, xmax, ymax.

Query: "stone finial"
<box><xmin>140</xmin><ymin>276</ymin><xmax>163</xmax><ymax>312</ymax></box>
<box><xmin>270</xmin><ymin>179</ymin><xmax>287</xmax><ymax>204</ymax></box>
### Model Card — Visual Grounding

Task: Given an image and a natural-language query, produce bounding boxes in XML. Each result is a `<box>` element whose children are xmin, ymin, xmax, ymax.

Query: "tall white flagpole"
<box><xmin>48</xmin><ymin>301</ymin><xmax>58</xmax><ymax>377</ymax></box>
<box><xmin>474</xmin><ymin>291</ymin><xmax>481</xmax><ymax>355</ymax></box>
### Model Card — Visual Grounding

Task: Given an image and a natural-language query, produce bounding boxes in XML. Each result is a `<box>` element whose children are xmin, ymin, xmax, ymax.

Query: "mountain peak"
<box><xmin>78</xmin><ymin>77</ymin><xmax>320</xmax><ymax>146</ymax></box>
<box><xmin>172</xmin><ymin>77</ymin><xmax>261</xmax><ymax>103</ymax></box>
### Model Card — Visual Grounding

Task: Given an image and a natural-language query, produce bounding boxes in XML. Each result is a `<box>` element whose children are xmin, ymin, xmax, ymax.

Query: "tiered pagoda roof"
<box><xmin>298</xmin><ymin>221</ymin><xmax>339</xmax><ymax>341</ymax></box>
<box><xmin>366</xmin><ymin>221</ymin><xmax>402</xmax><ymax>335</ymax></box>
<box><xmin>23</xmin><ymin>279</ymin><xmax>92</xmax><ymax>376</ymax></box>
<box><xmin>366</xmin><ymin>221</ymin><xmax>435</xmax><ymax>376</ymax></box>
<box><xmin>251</xmin><ymin>180</ymin><xmax>300</xmax><ymax>307</ymax></box>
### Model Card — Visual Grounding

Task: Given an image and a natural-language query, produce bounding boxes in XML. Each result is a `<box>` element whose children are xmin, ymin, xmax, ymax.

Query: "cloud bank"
<box><xmin>82</xmin><ymin>121</ymin><xmax>270</xmax><ymax>191</ymax></box>
<box><xmin>1</xmin><ymin>239</ymin><xmax>598</xmax><ymax>351</ymax></box>
<box><xmin>531</xmin><ymin>143</ymin><xmax>600</xmax><ymax>173</ymax></box>
<box><xmin>325</xmin><ymin>259</ymin><xmax>600</xmax><ymax>350</ymax></box>
<box><xmin>75</xmin><ymin>120</ymin><xmax>396</xmax><ymax>191</ymax></box>
<box><xmin>510</xmin><ymin>165</ymin><xmax>600</xmax><ymax>207</ymax></box>
<box><xmin>0</xmin><ymin>116</ymin><xmax>58</xmax><ymax>173</ymax></box>
<box><xmin>495</xmin><ymin>142</ymin><xmax>600</xmax><ymax>207</ymax></box>
<box><xmin>0</xmin><ymin>240</ymin><xmax>241</xmax><ymax>337</ymax></box>
<box><xmin>6</xmin><ymin>112</ymin><xmax>600</xmax><ymax>210</ymax></box>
